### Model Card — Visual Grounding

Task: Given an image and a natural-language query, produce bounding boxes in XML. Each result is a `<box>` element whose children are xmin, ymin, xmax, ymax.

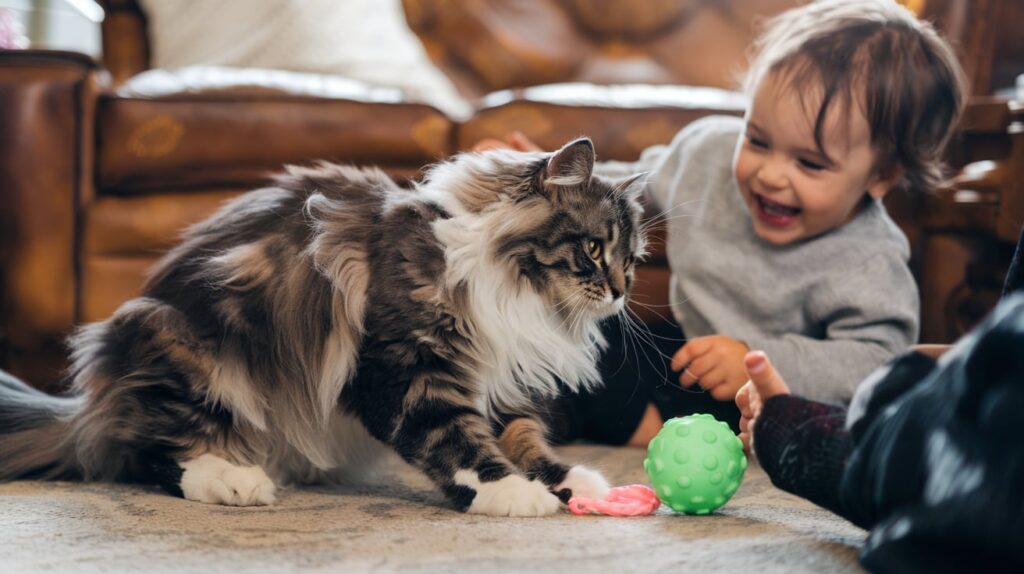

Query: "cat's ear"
<box><xmin>614</xmin><ymin>172</ymin><xmax>648</xmax><ymax>202</ymax></box>
<box><xmin>542</xmin><ymin>138</ymin><xmax>595</xmax><ymax>194</ymax></box>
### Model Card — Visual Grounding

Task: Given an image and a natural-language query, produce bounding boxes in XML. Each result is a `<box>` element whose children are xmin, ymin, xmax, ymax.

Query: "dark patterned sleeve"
<box><xmin>753</xmin><ymin>395</ymin><xmax>855</xmax><ymax>523</ymax></box>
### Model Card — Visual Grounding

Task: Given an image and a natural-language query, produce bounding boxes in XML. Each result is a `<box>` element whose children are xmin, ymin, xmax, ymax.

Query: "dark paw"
<box><xmin>553</xmin><ymin>487</ymin><xmax>573</xmax><ymax>503</ymax></box>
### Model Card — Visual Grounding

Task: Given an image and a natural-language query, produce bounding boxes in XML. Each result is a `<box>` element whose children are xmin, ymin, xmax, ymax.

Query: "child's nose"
<box><xmin>756</xmin><ymin>157</ymin><xmax>789</xmax><ymax>190</ymax></box>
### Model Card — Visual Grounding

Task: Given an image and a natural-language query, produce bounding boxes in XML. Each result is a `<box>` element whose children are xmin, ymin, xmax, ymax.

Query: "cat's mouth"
<box><xmin>559</xmin><ymin>290</ymin><xmax>621</xmax><ymax>323</ymax></box>
<box><xmin>585</xmin><ymin>291</ymin><xmax>625</xmax><ymax>318</ymax></box>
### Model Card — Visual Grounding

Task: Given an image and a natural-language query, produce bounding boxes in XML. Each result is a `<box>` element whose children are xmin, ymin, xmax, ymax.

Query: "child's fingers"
<box><xmin>670</xmin><ymin>345</ymin><xmax>691</xmax><ymax>373</ymax></box>
<box><xmin>735</xmin><ymin>381</ymin><xmax>757</xmax><ymax>416</ymax></box>
<box><xmin>738</xmin><ymin>431</ymin><xmax>751</xmax><ymax>454</ymax></box>
<box><xmin>696</xmin><ymin>367</ymin><xmax>726</xmax><ymax>392</ymax></box>
<box><xmin>683</xmin><ymin>369</ymin><xmax>739</xmax><ymax>402</ymax></box>
<box><xmin>678</xmin><ymin>355</ymin><xmax>714</xmax><ymax>387</ymax></box>
<box><xmin>706</xmin><ymin>372</ymin><xmax>744</xmax><ymax>401</ymax></box>
<box><xmin>508</xmin><ymin>131</ymin><xmax>544</xmax><ymax>152</ymax></box>
<box><xmin>678</xmin><ymin>367</ymin><xmax>701</xmax><ymax>388</ymax></box>
<box><xmin>473</xmin><ymin>138</ymin><xmax>511</xmax><ymax>152</ymax></box>
<box><xmin>735</xmin><ymin>382</ymin><xmax>752</xmax><ymax>413</ymax></box>
<box><xmin>671</xmin><ymin>338</ymin><xmax>712</xmax><ymax>372</ymax></box>
<box><xmin>708</xmin><ymin>379</ymin><xmax>741</xmax><ymax>402</ymax></box>
<box><xmin>744</xmin><ymin>350</ymin><xmax>791</xmax><ymax>398</ymax></box>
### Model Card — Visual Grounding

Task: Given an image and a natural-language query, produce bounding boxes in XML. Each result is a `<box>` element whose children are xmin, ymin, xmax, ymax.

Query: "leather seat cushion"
<box><xmin>98</xmin><ymin>67</ymin><xmax>455</xmax><ymax>194</ymax></box>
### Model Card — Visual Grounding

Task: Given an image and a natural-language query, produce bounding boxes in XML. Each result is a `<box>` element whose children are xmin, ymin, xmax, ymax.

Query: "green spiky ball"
<box><xmin>643</xmin><ymin>413</ymin><xmax>748</xmax><ymax>515</ymax></box>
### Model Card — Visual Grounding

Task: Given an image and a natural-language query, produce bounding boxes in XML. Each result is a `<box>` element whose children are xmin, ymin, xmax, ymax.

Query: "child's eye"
<box><xmin>799</xmin><ymin>158</ymin><xmax>827</xmax><ymax>171</ymax></box>
<box><xmin>587</xmin><ymin>240</ymin><xmax>603</xmax><ymax>260</ymax></box>
<box><xmin>746</xmin><ymin>135</ymin><xmax>768</xmax><ymax>149</ymax></box>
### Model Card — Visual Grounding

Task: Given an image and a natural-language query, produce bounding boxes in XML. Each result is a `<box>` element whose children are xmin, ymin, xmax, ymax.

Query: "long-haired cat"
<box><xmin>0</xmin><ymin>138</ymin><xmax>645</xmax><ymax>516</ymax></box>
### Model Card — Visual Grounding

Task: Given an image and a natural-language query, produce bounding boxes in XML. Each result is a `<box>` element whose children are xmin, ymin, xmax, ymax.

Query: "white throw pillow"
<box><xmin>137</xmin><ymin>0</ymin><xmax>471</xmax><ymax>119</ymax></box>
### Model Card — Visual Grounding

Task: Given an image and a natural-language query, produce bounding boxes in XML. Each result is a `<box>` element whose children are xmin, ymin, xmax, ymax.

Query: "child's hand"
<box><xmin>670</xmin><ymin>335</ymin><xmax>750</xmax><ymax>401</ymax></box>
<box><xmin>471</xmin><ymin>131</ymin><xmax>544</xmax><ymax>153</ymax></box>
<box><xmin>735</xmin><ymin>351</ymin><xmax>791</xmax><ymax>453</ymax></box>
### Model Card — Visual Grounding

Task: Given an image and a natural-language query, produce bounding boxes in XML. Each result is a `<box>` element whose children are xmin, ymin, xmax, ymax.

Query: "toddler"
<box><xmin>478</xmin><ymin>0</ymin><xmax>967</xmax><ymax>446</ymax></box>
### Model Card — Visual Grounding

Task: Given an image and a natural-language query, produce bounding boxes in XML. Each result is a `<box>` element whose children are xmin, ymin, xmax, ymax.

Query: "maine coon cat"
<box><xmin>0</xmin><ymin>138</ymin><xmax>645</xmax><ymax>516</ymax></box>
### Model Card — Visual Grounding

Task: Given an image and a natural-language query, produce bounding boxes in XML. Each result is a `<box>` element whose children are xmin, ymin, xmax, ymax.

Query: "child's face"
<box><xmin>733</xmin><ymin>71</ymin><xmax>896</xmax><ymax>246</ymax></box>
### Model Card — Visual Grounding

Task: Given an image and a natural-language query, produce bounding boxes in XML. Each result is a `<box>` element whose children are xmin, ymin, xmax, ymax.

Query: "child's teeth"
<box><xmin>761</xmin><ymin>198</ymin><xmax>799</xmax><ymax>216</ymax></box>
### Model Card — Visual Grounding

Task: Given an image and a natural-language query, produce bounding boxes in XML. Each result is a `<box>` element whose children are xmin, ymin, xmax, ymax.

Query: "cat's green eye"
<box><xmin>587</xmin><ymin>239</ymin><xmax>603</xmax><ymax>260</ymax></box>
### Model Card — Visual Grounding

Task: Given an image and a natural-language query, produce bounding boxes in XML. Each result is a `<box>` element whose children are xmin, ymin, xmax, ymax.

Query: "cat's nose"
<box><xmin>609</xmin><ymin>272</ymin><xmax>626</xmax><ymax>300</ymax></box>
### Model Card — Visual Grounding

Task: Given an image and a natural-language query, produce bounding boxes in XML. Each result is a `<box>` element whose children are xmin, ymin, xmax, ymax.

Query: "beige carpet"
<box><xmin>0</xmin><ymin>445</ymin><xmax>865</xmax><ymax>573</ymax></box>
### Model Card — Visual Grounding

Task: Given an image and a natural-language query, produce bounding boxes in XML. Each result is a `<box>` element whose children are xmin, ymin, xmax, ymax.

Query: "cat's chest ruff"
<box><xmin>467</xmin><ymin>285</ymin><xmax>600</xmax><ymax>415</ymax></box>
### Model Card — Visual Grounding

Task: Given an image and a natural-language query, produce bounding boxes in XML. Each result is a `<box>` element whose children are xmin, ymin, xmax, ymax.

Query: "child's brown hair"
<box><xmin>743</xmin><ymin>0</ymin><xmax>968</xmax><ymax>193</ymax></box>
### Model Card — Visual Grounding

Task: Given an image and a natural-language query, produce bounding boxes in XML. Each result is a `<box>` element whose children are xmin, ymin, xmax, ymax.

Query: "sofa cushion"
<box><xmin>137</xmin><ymin>0</ymin><xmax>471</xmax><ymax>119</ymax></box>
<box><xmin>98</xmin><ymin>66</ymin><xmax>454</xmax><ymax>194</ymax></box>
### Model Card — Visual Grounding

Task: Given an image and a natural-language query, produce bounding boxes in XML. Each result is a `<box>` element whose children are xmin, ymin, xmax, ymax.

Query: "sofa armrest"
<box><xmin>0</xmin><ymin>50</ymin><xmax>100</xmax><ymax>389</ymax></box>
<box><xmin>915</xmin><ymin>97</ymin><xmax>1024</xmax><ymax>343</ymax></box>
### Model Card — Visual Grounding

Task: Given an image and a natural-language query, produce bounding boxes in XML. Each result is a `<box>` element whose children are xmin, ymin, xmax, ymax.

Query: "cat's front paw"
<box><xmin>179</xmin><ymin>453</ymin><xmax>277</xmax><ymax>507</ymax></box>
<box><xmin>456</xmin><ymin>471</ymin><xmax>561</xmax><ymax>517</ymax></box>
<box><xmin>556</xmin><ymin>465</ymin><xmax>611</xmax><ymax>500</ymax></box>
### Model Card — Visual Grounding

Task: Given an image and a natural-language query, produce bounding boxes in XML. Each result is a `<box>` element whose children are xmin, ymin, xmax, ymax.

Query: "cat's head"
<box><xmin>431</xmin><ymin>138</ymin><xmax>647</xmax><ymax>322</ymax></box>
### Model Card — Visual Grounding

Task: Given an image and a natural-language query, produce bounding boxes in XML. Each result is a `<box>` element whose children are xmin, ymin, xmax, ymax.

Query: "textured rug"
<box><xmin>0</xmin><ymin>445</ymin><xmax>865</xmax><ymax>573</ymax></box>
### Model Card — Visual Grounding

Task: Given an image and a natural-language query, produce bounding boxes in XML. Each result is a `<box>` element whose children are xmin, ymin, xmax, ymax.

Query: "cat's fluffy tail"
<box><xmin>0</xmin><ymin>369</ymin><xmax>82</xmax><ymax>480</ymax></box>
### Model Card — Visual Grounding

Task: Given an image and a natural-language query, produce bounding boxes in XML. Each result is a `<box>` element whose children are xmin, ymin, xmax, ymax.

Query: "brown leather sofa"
<box><xmin>1</xmin><ymin>0</ymin><xmax>1021</xmax><ymax>391</ymax></box>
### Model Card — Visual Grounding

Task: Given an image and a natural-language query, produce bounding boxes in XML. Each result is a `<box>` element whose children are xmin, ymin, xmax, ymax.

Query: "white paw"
<box><xmin>179</xmin><ymin>453</ymin><xmax>277</xmax><ymax>507</ymax></box>
<box><xmin>556</xmin><ymin>465</ymin><xmax>610</xmax><ymax>500</ymax></box>
<box><xmin>454</xmin><ymin>470</ymin><xmax>561</xmax><ymax>517</ymax></box>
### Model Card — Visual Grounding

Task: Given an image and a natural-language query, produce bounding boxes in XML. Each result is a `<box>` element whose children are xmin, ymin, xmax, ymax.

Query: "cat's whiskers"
<box><xmin>610</xmin><ymin>304</ymin><xmax>656</xmax><ymax>403</ymax></box>
<box><xmin>552</xmin><ymin>292</ymin><xmax>580</xmax><ymax>314</ymax></box>
<box><xmin>642</xmin><ymin>198</ymin><xmax>701</xmax><ymax>223</ymax></box>
<box><xmin>552</xmin><ymin>295</ymin><xmax>576</xmax><ymax>331</ymax></box>
<box><xmin>618</xmin><ymin>306</ymin><xmax>677</xmax><ymax>387</ymax></box>
<box><xmin>552</xmin><ymin>292</ymin><xmax>584</xmax><ymax>334</ymax></box>
<box><xmin>639</xmin><ymin>200</ymin><xmax>702</xmax><ymax>235</ymax></box>
<box><xmin>563</xmin><ymin>292</ymin><xmax>590</xmax><ymax>338</ymax></box>
<box><xmin>625</xmin><ymin>300</ymin><xmax>677</xmax><ymax>325</ymax></box>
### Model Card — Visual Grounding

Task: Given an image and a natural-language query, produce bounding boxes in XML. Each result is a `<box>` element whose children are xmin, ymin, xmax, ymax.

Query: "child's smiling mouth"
<box><xmin>753</xmin><ymin>193</ymin><xmax>802</xmax><ymax>227</ymax></box>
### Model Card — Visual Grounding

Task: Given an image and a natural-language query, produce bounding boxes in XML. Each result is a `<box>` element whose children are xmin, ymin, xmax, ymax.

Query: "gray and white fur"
<box><xmin>0</xmin><ymin>138</ymin><xmax>646</xmax><ymax>516</ymax></box>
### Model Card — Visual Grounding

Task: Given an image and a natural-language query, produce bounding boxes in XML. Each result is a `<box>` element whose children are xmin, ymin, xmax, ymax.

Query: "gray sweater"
<box><xmin>598</xmin><ymin>115</ymin><xmax>919</xmax><ymax>403</ymax></box>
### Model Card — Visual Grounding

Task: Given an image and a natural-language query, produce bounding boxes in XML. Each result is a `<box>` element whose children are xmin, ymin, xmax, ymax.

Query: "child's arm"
<box><xmin>737</xmin><ymin>352</ymin><xmax>854</xmax><ymax>521</ymax></box>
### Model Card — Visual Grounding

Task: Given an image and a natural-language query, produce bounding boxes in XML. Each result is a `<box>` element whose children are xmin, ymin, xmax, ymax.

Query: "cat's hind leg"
<box><xmin>147</xmin><ymin>453</ymin><xmax>277</xmax><ymax>506</ymax></box>
<box><xmin>498</xmin><ymin>417</ymin><xmax>610</xmax><ymax>502</ymax></box>
<box><xmin>72</xmin><ymin>300</ymin><xmax>278</xmax><ymax>506</ymax></box>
